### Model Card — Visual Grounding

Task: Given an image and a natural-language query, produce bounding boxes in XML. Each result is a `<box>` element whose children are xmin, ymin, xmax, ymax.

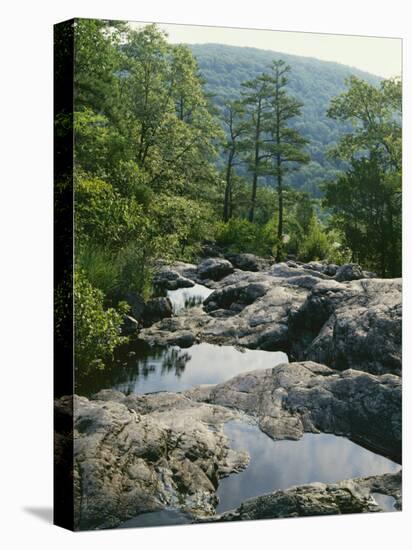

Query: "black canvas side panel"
<box><xmin>54</xmin><ymin>18</ymin><xmax>75</xmax><ymax>531</ymax></box>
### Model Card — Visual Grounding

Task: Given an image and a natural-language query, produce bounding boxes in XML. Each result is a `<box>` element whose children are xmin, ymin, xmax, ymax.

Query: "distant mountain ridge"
<box><xmin>188</xmin><ymin>43</ymin><xmax>381</xmax><ymax>196</ymax></box>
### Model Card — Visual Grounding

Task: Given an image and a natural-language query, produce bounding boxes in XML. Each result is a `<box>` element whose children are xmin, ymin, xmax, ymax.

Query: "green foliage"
<box><xmin>74</xmin><ymin>270</ymin><xmax>128</xmax><ymax>378</ymax></box>
<box><xmin>74</xmin><ymin>109</ymin><xmax>127</xmax><ymax>177</ymax></box>
<box><xmin>214</xmin><ymin>217</ymin><xmax>279</xmax><ymax>257</ymax></box>
<box><xmin>72</xmin><ymin>21</ymin><xmax>227</xmax><ymax>379</ymax></box>
<box><xmin>75</xmin><ymin>174</ymin><xmax>145</xmax><ymax>251</ymax></box>
<box><xmin>76</xmin><ymin>243</ymin><xmax>119</xmax><ymax>296</ymax></box>
<box><xmin>214</xmin><ymin>218</ymin><xmax>259</xmax><ymax>253</ymax></box>
<box><xmin>110</xmin><ymin>160</ymin><xmax>153</xmax><ymax>204</ymax></box>
<box><xmin>152</xmin><ymin>195</ymin><xmax>216</xmax><ymax>259</ymax></box>
<box><xmin>297</xmin><ymin>217</ymin><xmax>331</xmax><ymax>262</ymax></box>
<box><xmin>327</xmin><ymin>76</ymin><xmax>401</xmax><ymax>171</ymax></box>
<box><xmin>322</xmin><ymin>156</ymin><xmax>401</xmax><ymax>276</ymax></box>
<box><xmin>221</xmin><ymin>100</ymin><xmax>248</xmax><ymax>222</ymax></box>
<box><xmin>74</xmin><ymin>19</ymin><xmax>123</xmax><ymax>114</ymax></box>
<box><xmin>325</xmin><ymin>76</ymin><xmax>401</xmax><ymax>277</ymax></box>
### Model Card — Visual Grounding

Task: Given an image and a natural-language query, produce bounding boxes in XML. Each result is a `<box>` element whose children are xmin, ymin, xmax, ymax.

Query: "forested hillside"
<box><xmin>189</xmin><ymin>44</ymin><xmax>381</xmax><ymax>195</ymax></box>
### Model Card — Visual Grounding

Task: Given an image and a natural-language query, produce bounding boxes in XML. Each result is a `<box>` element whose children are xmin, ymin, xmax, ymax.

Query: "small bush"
<box><xmin>74</xmin><ymin>270</ymin><xmax>128</xmax><ymax>378</ymax></box>
<box><xmin>116</xmin><ymin>243</ymin><xmax>156</xmax><ymax>300</ymax></box>
<box><xmin>76</xmin><ymin>243</ymin><xmax>119</xmax><ymax>296</ymax></box>
<box><xmin>298</xmin><ymin>217</ymin><xmax>330</xmax><ymax>262</ymax></box>
<box><xmin>213</xmin><ymin>217</ymin><xmax>280</xmax><ymax>257</ymax></box>
<box><xmin>214</xmin><ymin>218</ymin><xmax>259</xmax><ymax>253</ymax></box>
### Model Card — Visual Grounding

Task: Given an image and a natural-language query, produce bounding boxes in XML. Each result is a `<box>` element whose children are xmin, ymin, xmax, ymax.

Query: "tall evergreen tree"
<box><xmin>265</xmin><ymin>60</ymin><xmax>309</xmax><ymax>261</ymax></box>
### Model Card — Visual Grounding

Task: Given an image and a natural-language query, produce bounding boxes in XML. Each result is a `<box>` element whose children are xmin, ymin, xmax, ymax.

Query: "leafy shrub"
<box><xmin>324</xmin><ymin>229</ymin><xmax>352</xmax><ymax>264</ymax></box>
<box><xmin>213</xmin><ymin>217</ymin><xmax>280</xmax><ymax>257</ymax></box>
<box><xmin>258</xmin><ymin>218</ymin><xmax>280</xmax><ymax>256</ymax></box>
<box><xmin>76</xmin><ymin>243</ymin><xmax>119</xmax><ymax>296</ymax></box>
<box><xmin>110</xmin><ymin>160</ymin><xmax>154</xmax><ymax>205</ymax></box>
<box><xmin>298</xmin><ymin>217</ymin><xmax>331</xmax><ymax>261</ymax></box>
<box><xmin>116</xmin><ymin>243</ymin><xmax>158</xmax><ymax>300</ymax></box>
<box><xmin>74</xmin><ymin>270</ymin><xmax>128</xmax><ymax>378</ymax></box>
<box><xmin>152</xmin><ymin>195</ymin><xmax>215</xmax><ymax>260</ymax></box>
<box><xmin>214</xmin><ymin>218</ymin><xmax>259</xmax><ymax>253</ymax></box>
<box><xmin>75</xmin><ymin>174</ymin><xmax>145</xmax><ymax>251</ymax></box>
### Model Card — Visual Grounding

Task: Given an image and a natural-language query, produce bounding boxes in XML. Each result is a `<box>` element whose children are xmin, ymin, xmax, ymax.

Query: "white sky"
<box><xmin>129</xmin><ymin>21</ymin><xmax>401</xmax><ymax>79</ymax></box>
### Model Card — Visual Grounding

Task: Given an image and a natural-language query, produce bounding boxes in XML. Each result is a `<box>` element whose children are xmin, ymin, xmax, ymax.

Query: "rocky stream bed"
<box><xmin>55</xmin><ymin>255</ymin><xmax>402</xmax><ymax>530</ymax></box>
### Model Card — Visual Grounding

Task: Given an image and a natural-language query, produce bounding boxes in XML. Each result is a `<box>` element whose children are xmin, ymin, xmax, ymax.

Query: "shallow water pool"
<box><xmin>78</xmin><ymin>341</ymin><xmax>288</xmax><ymax>396</ymax></box>
<box><xmin>216</xmin><ymin>420</ymin><xmax>401</xmax><ymax>513</ymax></box>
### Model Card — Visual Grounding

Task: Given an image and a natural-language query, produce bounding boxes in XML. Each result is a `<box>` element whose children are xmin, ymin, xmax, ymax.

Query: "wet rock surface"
<box><xmin>207</xmin><ymin>471</ymin><xmax>401</xmax><ymax>522</ymax></box>
<box><xmin>140</xmin><ymin>264</ymin><xmax>312</xmax><ymax>351</ymax></box>
<box><xmin>63</xmin><ymin>359</ymin><xmax>401</xmax><ymax>529</ymax></box>
<box><xmin>186</xmin><ymin>361</ymin><xmax>401</xmax><ymax>462</ymax></box>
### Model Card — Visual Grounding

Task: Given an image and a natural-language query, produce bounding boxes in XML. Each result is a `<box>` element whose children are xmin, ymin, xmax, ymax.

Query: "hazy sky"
<box><xmin>129</xmin><ymin>21</ymin><xmax>401</xmax><ymax>79</ymax></box>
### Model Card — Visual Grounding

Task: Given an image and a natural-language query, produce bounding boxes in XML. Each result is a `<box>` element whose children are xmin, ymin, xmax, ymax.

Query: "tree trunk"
<box><xmin>248</xmin><ymin>172</ymin><xmax>258</xmax><ymax>222</ymax></box>
<box><xmin>248</xmin><ymin>102</ymin><xmax>262</xmax><ymax>223</ymax></box>
<box><xmin>276</xmin><ymin>178</ymin><xmax>283</xmax><ymax>262</ymax></box>
<box><xmin>223</xmin><ymin>151</ymin><xmax>234</xmax><ymax>222</ymax></box>
<box><xmin>386</xmin><ymin>193</ymin><xmax>395</xmax><ymax>277</ymax></box>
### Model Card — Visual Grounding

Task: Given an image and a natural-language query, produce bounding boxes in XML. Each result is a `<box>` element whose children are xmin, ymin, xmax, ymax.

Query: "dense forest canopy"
<box><xmin>189</xmin><ymin>43</ymin><xmax>381</xmax><ymax>196</ymax></box>
<box><xmin>55</xmin><ymin>20</ymin><xmax>401</xmax><ymax>378</ymax></box>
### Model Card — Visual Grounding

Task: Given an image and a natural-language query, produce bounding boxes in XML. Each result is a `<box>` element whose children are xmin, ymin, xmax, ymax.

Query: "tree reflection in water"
<box><xmin>161</xmin><ymin>348</ymin><xmax>191</xmax><ymax>377</ymax></box>
<box><xmin>77</xmin><ymin>341</ymin><xmax>288</xmax><ymax>397</ymax></box>
<box><xmin>184</xmin><ymin>295</ymin><xmax>203</xmax><ymax>309</ymax></box>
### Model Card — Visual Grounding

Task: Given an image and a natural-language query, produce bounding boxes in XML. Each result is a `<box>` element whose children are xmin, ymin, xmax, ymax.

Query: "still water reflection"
<box><xmin>216</xmin><ymin>420</ymin><xmax>401</xmax><ymax>513</ymax></box>
<box><xmin>77</xmin><ymin>342</ymin><xmax>288</xmax><ymax>396</ymax></box>
<box><xmin>167</xmin><ymin>283</ymin><xmax>213</xmax><ymax>313</ymax></box>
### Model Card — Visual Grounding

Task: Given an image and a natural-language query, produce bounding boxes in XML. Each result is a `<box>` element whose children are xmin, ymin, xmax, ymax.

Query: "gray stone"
<box><xmin>153</xmin><ymin>268</ymin><xmax>195</xmax><ymax>292</ymax></box>
<box><xmin>324</xmin><ymin>263</ymin><xmax>339</xmax><ymax>276</ymax></box>
<box><xmin>226</xmin><ymin>253</ymin><xmax>270</xmax><ymax>272</ymax></box>
<box><xmin>209</xmin><ymin>471</ymin><xmax>401</xmax><ymax>522</ymax></box>
<box><xmin>289</xmin><ymin>278</ymin><xmax>402</xmax><ymax>375</ymax></box>
<box><xmin>335</xmin><ymin>263</ymin><xmax>365</xmax><ymax>282</ymax></box>
<box><xmin>204</xmin><ymin>281</ymin><xmax>269</xmax><ymax>313</ymax></box>
<box><xmin>58</xmin><ymin>393</ymin><xmax>249</xmax><ymax>530</ymax></box>
<box><xmin>197</xmin><ymin>258</ymin><xmax>234</xmax><ymax>281</ymax></box>
<box><xmin>140</xmin><ymin>263</ymin><xmax>401</xmax><ymax>377</ymax></box>
<box><xmin>121</xmin><ymin>314</ymin><xmax>139</xmax><ymax>335</ymax></box>
<box><xmin>142</xmin><ymin>297</ymin><xmax>173</xmax><ymax>327</ymax></box>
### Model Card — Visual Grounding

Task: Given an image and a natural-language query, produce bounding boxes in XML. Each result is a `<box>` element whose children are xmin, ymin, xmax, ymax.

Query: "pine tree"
<box><xmin>265</xmin><ymin>60</ymin><xmax>309</xmax><ymax>261</ymax></box>
<box><xmin>241</xmin><ymin>74</ymin><xmax>274</xmax><ymax>222</ymax></box>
